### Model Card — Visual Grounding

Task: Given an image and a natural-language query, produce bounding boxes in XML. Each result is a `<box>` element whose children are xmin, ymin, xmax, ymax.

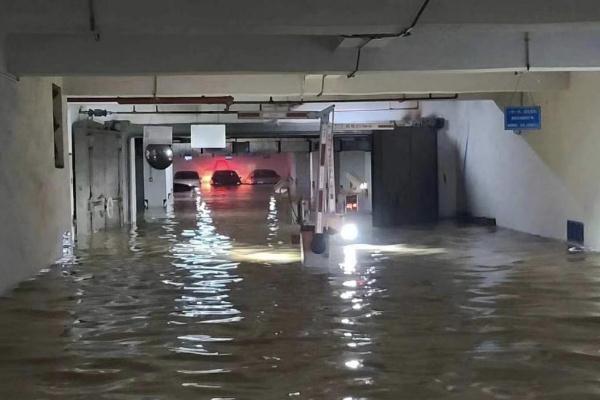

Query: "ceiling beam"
<box><xmin>8</xmin><ymin>28</ymin><xmax>600</xmax><ymax>76</ymax></box>
<box><xmin>63</xmin><ymin>72</ymin><xmax>569</xmax><ymax>98</ymax></box>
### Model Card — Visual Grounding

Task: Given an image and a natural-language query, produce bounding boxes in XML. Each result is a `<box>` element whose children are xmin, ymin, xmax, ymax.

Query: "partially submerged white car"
<box><xmin>174</xmin><ymin>170</ymin><xmax>200</xmax><ymax>192</ymax></box>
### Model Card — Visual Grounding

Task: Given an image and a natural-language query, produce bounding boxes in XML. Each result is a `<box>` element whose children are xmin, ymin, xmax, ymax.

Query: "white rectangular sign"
<box><xmin>191</xmin><ymin>124</ymin><xmax>226</xmax><ymax>148</ymax></box>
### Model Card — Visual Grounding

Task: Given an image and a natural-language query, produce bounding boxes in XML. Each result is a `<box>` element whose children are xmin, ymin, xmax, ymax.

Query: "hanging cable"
<box><xmin>509</xmin><ymin>72</ymin><xmax>523</xmax><ymax>106</ymax></box>
<box><xmin>346</xmin><ymin>0</ymin><xmax>433</xmax><ymax>78</ymax></box>
<box><xmin>347</xmin><ymin>45</ymin><xmax>366</xmax><ymax>79</ymax></box>
<box><xmin>0</xmin><ymin>71</ymin><xmax>18</xmax><ymax>82</ymax></box>
<box><xmin>508</xmin><ymin>32</ymin><xmax>532</xmax><ymax>106</ymax></box>
<box><xmin>525</xmin><ymin>32</ymin><xmax>531</xmax><ymax>72</ymax></box>
<box><xmin>88</xmin><ymin>0</ymin><xmax>100</xmax><ymax>41</ymax></box>
<box><xmin>316</xmin><ymin>74</ymin><xmax>328</xmax><ymax>97</ymax></box>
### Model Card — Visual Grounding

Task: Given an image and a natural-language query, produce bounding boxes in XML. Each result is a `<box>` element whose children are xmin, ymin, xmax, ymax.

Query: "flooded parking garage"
<box><xmin>2</xmin><ymin>186</ymin><xmax>600</xmax><ymax>399</ymax></box>
<box><xmin>5</xmin><ymin>3</ymin><xmax>600</xmax><ymax>398</ymax></box>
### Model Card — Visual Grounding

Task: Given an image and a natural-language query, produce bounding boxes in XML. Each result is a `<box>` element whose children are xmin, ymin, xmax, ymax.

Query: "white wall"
<box><xmin>424</xmin><ymin>73</ymin><xmax>600</xmax><ymax>248</ymax></box>
<box><xmin>0</xmin><ymin>77</ymin><xmax>72</xmax><ymax>293</ymax></box>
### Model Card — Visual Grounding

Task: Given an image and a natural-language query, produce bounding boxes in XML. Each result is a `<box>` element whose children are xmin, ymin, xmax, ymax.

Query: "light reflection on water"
<box><xmin>169</xmin><ymin>197</ymin><xmax>241</xmax><ymax>361</ymax></box>
<box><xmin>1</xmin><ymin>186</ymin><xmax>600</xmax><ymax>398</ymax></box>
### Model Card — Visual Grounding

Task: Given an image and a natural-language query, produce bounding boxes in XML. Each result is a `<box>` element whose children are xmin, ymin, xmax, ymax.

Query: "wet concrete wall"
<box><xmin>424</xmin><ymin>72</ymin><xmax>600</xmax><ymax>249</ymax></box>
<box><xmin>0</xmin><ymin>77</ymin><xmax>71</xmax><ymax>293</ymax></box>
<box><xmin>427</xmin><ymin>99</ymin><xmax>576</xmax><ymax>242</ymax></box>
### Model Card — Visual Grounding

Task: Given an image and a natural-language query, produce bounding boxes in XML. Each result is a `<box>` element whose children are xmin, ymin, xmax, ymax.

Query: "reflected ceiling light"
<box><xmin>230</xmin><ymin>247</ymin><xmax>300</xmax><ymax>264</ymax></box>
<box><xmin>340</xmin><ymin>246</ymin><xmax>357</xmax><ymax>271</ymax></box>
<box><xmin>340</xmin><ymin>223</ymin><xmax>359</xmax><ymax>241</ymax></box>
<box><xmin>340</xmin><ymin>290</ymin><xmax>355</xmax><ymax>300</ymax></box>
<box><xmin>344</xmin><ymin>359</ymin><xmax>362</xmax><ymax>369</ymax></box>
<box><xmin>340</xmin><ymin>246</ymin><xmax>357</xmax><ymax>273</ymax></box>
<box><xmin>348</xmin><ymin>243</ymin><xmax>446</xmax><ymax>255</ymax></box>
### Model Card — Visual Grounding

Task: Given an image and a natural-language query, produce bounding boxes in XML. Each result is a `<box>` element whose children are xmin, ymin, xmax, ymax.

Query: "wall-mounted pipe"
<box><xmin>81</xmin><ymin>104</ymin><xmax>421</xmax><ymax>117</ymax></box>
<box><xmin>68</xmin><ymin>94</ymin><xmax>458</xmax><ymax>105</ymax></box>
<box><xmin>68</xmin><ymin>96</ymin><xmax>235</xmax><ymax>105</ymax></box>
<box><xmin>82</xmin><ymin>109</ymin><xmax>238</xmax><ymax>116</ymax></box>
<box><xmin>78</xmin><ymin>94</ymin><xmax>456</xmax><ymax>119</ymax></box>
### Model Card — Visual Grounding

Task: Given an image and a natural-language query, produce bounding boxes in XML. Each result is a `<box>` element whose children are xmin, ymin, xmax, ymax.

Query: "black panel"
<box><xmin>336</xmin><ymin>137</ymin><xmax>372</xmax><ymax>152</ymax></box>
<box><xmin>372</xmin><ymin>127</ymin><xmax>438</xmax><ymax>227</ymax></box>
<box><xmin>232</xmin><ymin>141</ymin><xmax>250</xmax><ymax>153</ymax></box>
<box><xmin>567</xmin><ymin>220</ymin><xmax>584</xmax><ymax>244</ymax></box>
<box><xmin>52</xmin><ymin>84</ymin><xmax>65</xmax><ymax>168</ymax></box>
<box><xmin>135</xmin><ymin>138</ymin><xmax>145</xmax><ymax>213</ymax></box>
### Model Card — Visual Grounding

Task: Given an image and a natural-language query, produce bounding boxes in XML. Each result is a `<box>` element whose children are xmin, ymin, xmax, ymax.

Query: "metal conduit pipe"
<box><xmin>82</xmin><ymin>109</ymin><xmax>239</xmax><ymax>117</ymax></box>
<box><xmin>234</xmin><ymin>94</ymin><xmax>458</xmax><ymax>104</ymax></box>
<box><xmin>68</xmin><ymin>96</ymin><xmax>235</xmax><ymax>105</ymax></box>
<box><xmin>81</xmin><ymin>104</ymin><xmax>421</xmax><ymax>117</ymax></box>
<box><xmin>69</xmin><ymin>94</ymin><xmax>458</xmax><ymax>105</ymax></box>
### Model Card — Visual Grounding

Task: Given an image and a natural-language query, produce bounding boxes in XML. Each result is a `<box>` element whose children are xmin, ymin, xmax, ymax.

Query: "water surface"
<box><xmin>1</xmin><ymin>186</ymin><xmax>600</xmax><ymax>399</ymax></box>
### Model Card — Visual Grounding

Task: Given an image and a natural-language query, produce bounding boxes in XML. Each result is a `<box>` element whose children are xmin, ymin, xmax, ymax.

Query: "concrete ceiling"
<box><xmin>3</xmin><ymin>0</ymin><xmax>600</xmax><ymax>34</ymax></box>
<box><xmin>2</xmin><ymin>0</ymin><xmax>600</xmax><ymax>75</ymax></box>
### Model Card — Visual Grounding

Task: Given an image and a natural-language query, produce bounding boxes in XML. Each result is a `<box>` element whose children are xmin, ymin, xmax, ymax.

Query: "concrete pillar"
<box><xmin>143</xmin><ymin>126</ymin><xmax>173</xmax><ymax>210</ymax></box>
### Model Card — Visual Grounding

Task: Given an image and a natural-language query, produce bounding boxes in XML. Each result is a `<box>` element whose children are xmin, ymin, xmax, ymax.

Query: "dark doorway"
<box><xmin>135</xmin><ymin>138</ymin><xmax>146</xmax><ymax>213</ymax></box>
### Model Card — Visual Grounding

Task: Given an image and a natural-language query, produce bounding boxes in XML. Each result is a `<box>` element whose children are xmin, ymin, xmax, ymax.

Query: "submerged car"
<box><xmin>211</xmin><ymin>170</ymin><xmax>241</xmax><ymax>186</ymax></box>
<box><xmin>174</xmin><ymin>170</ymin><xmax>200</xmax><ymax>191</ymax></box>
<box><xmin>247</xmin><ymin>169</ymin><xmax>280</xmax><ymax>184</ymax></box>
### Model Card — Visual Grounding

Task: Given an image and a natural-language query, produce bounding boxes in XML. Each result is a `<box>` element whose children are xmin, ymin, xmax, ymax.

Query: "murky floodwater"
<box><xmin>2</xmin><ymin>186</ymin><xmax>600</xmax><ymax>399</ymax></box>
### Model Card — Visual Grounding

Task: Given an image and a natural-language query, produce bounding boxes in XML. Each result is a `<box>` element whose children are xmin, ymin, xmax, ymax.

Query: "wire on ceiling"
<box><xmin>88</xmin><ymin>0</ymin><xmax>100</xmax><ymax>41</ymax></box>
<box><xmin>346</xmin><ymin>0</ymin><xmax>433</xmax><ymax>78</ymax></box>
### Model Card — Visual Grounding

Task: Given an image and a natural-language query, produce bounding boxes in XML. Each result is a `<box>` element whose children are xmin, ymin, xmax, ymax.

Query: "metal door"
<box><xmin>74</xmin><ymin>126</ymin><xmax>124</xmax><ymax>236</ymax></box>
<box><xmin>372</xmin><ymin>127</ymin><xmax>438</xmax><ymax>227</ymax></box>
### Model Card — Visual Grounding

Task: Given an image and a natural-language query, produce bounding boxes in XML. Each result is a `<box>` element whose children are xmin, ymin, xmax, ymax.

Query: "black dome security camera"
<box><xmin>145</xmin><ymin>144</ymin><xmax>173</xmax><ymax>170</ymax></box>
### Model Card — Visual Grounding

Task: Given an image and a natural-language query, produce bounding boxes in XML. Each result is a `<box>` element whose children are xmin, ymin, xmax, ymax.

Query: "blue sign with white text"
<box><xmin>505</xmin><ymin>106</ymin><xmax>541</xmax><ymax>131</ymax></box>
